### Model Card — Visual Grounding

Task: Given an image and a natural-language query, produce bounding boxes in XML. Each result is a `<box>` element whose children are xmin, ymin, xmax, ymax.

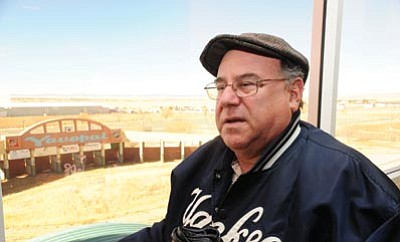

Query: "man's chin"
<box><xmin>221</xmin><ymin>134</ymin><xmax>248</xmax><ymax>150</ymax></box>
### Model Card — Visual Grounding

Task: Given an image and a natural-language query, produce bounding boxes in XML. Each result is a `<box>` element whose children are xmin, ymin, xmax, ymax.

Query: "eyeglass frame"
<box><xmin>204</xmin><ymin>77</ymin><xmax>288</xmax><ymax>100</ymax></box>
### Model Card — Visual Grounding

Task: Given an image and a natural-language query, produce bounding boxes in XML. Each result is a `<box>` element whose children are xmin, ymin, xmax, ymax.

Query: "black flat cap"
<box><xmin>200</xmin><ymin>33</ymin><xmax>309</xmax><ymax>82</ymax></box>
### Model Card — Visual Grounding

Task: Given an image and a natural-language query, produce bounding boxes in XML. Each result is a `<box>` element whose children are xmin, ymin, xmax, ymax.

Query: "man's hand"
<box><xmin>171</xmin><ymin>226</ymin><xmax>221</xmax><ymax>242</ymax></box>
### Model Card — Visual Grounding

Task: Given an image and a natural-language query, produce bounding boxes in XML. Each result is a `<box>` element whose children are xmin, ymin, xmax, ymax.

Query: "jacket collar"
<box><xmin>250</xmin><ymin>110</ymin><xmax>301</xmax><ymax>172</ymax></box>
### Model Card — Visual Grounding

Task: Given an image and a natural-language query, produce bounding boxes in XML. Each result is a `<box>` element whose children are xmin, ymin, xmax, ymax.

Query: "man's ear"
<box><xmin>289</xmin><ymin>78</ymin><xmax>304</xmax><ymax>112</ymax></box>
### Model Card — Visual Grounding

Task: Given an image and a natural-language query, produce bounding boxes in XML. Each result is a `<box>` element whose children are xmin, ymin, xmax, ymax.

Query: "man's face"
<box><xmin>215</xmin><ymin>50</ymin><xmax>302</xmax><ymax>156</ymax></box>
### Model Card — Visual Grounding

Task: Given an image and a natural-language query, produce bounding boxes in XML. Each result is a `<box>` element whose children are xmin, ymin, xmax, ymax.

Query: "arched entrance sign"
<box><xmin>3</xmin><ymin>118</ymin><xmax>124</xmax><ymax>178</ymax></box>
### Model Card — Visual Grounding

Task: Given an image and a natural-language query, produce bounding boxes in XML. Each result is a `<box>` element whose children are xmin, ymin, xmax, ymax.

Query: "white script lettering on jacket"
<box><xmin>182</xmin><ymin>188</ymin><xmax>282</xmax><ymax>242</ymax></box>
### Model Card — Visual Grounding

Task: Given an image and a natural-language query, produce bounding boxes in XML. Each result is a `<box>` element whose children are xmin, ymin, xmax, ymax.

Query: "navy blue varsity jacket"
<box><xmin>119</xmin><ymin>115</ymin><xmax>400</xmax><ymax>242</ymax></box>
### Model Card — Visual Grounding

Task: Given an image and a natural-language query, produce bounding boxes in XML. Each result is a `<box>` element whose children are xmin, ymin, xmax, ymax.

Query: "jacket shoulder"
<box><xmin>299</xmin><ymin>121</ymin><xmax>400</xmax><ymax>208</ymax></box>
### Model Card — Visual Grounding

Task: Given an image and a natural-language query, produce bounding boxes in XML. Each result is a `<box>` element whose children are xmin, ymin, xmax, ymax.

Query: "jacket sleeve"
<box><xmin>343</xmin><ymin>157</ymin><xmax>400</xmax><ymax>241</ymax></box>
<box><xmin>117</xmin><ymin>219</ymin><xmax>167</xmax><ymax>242</ymax></box>
<box><xmin>342</xmin><ymin>158</ymin><xmax>400</xmax><ymax>241</ymax></box>
<box><xmin>365</xmin><ymin>211</ymin><xmax>400</xmax><ymax>242</ymax></box>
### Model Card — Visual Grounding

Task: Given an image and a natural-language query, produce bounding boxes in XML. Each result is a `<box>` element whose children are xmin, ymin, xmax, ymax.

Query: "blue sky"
<box><xmin>0</xmin><ymin>0</ymin><xmax>399</xmax><ymax>98</ymax></box>
<box><xmin>339</xmin><ymin>0</ymin><xmax>400</xmax><ymax>97</ymax></box>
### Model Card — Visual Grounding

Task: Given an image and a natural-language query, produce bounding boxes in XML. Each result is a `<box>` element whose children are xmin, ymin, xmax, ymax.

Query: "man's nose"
<box><xmin>218</xmin><ymin>84</ymin><xmax>240</xmax><ymax>106</ymax></box>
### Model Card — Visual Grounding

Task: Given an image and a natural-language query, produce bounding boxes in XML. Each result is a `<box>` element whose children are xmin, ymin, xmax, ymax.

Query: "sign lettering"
<box><xmin>24</xmin><ymin>133</ymin><xmax>108</xmax><ymax>147</ymax></box>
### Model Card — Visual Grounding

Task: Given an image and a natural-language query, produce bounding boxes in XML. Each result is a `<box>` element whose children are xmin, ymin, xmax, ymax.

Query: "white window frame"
<box><xmin>308</xmin><ymin>0</ymin><xmax>400</xmax><ymax>180</ymax></box>
<box><xmin>308</xmin><ymin>0</ymin><xmax>344</xmax><ymax>135</ymax></box>
<box><xmin>0</xmin><ymin>0</ymin><xmax>348</xmax><ymax>239</ymax></box>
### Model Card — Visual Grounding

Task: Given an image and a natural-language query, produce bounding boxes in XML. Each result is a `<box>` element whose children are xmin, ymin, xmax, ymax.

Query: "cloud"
<box><xmin>21</xmin><ymin>5</ymin><xmax>41</xmax><ymax>11</ymax></box>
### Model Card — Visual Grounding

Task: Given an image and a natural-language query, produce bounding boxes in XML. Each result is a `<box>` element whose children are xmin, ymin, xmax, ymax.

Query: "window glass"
<box><xmin>46</xmin><ymin>121</ymin><xmax>60</xmax><ymax>133</ymax></box>
<box><xmin>90</xmin><ymin>123</ymin><xmax>102</xmax><ymax>131</ymax></box>
<box><xmin>62</xmin><ymin>120</ymin><xmax>75</xmax><ymax>133</ymax></box>
<box><xmin>29</xmin><ymin>125</ymin><xmax>44</xmax><ymax>134</ymax></box>
<box><xmin>337</xmin><ymin>1</ymin><xmax>400</xmax><ymax>178</ymax></box>
<box><xmin>0</xmin><ymin>1</ymin><xmax>313</xmax><ymax>241</ymax></box>
<box><xmin>76</xmin><ymin>120</ymin><xmax>89</xmax><ymax>131</ymax></box>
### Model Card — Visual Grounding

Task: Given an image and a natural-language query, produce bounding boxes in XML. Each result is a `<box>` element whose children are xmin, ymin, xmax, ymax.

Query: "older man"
<box><xmin>119</xmin><ymin>33</ymin><xmax>400</xmax><ymax>242</ymax></box>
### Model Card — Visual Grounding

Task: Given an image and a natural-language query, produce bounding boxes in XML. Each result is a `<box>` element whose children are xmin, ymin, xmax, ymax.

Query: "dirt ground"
<box><xmin>0</xmin><ymin>99</ymin><xmax>217</xmax><ymax>241</ymax></box>
<box><xmin>1</xmin><ymin>97</ymin><xmax>400</xmax><ymax>241</ymax></box>
<box><xmin>2</xmin><ymin>160</ymin><xmax>179</xmax><ymax>241</ymax></box>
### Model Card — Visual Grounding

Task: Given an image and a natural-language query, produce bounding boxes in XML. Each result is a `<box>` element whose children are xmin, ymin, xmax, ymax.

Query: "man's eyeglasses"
<box><xmin>204</xmin><ymin>78</ymin><xmax>287</xmax><ymax>100</ymax></box>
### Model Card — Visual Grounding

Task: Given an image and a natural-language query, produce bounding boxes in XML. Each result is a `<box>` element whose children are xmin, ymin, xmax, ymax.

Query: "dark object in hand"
<box><xmin>171</xmin><ymin>225</ymin><xmax>221</xmax><ymax>242</ymax></box>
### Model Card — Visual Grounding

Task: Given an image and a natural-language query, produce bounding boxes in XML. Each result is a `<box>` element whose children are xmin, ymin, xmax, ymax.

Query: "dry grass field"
<box><xmin>1</xmin><ymin>96</ymin><xmax>400</xmax><ymax>241</ymax></box>
<box><xmin>335</xmin><ymin>104</ymin><xmax>400</xmax><ymax>156</ymax></box>
<box><xmin>2</xmin><ymin>161</ymin><xmax>179</xmax><ymax>241</ymax></box>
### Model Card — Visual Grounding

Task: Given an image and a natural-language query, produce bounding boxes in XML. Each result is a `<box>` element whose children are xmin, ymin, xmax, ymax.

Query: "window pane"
<box><xmin>46</xmin><ymin>121</ymin><xmax>60</xmax><ymax>133</ymax></box>
<box><xmin>29</xmin><ymin>125</ymin><xmax>44</xmax><ymax>135</ymax></box>
<box><xmin>62</xmin><ymin>120</ymin><xmax>75</xmax><ymax>133</ymax></box>
<box><xmin>0</xmin><ymin>1</ymin><xmax>313</xmax><ymax>241</ymax></box>
<box><xmin>76</xmin><ymin>120</ymin><xmax>89</xmax><ymax>131</ymax></box>
<box><xmin>337</xmin><ymin>0</ymin><xmax>400</xmax><ymax>181</ymax></box>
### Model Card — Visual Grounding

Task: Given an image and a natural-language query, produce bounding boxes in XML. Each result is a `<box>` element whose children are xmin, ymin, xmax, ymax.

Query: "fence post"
<box><xmin>100</xmin><ymin>143</ymin><xmax>106</xmax><ymax>166</ymax></box>
<box><xmin>139</xmin><ymin>141</ymin><xmax>144</xmax><ymax>163</ymax></box>
<box><xmin>160</xmin><ymin>140</ymin><xmax>165</xmax><ymax>162</ymax></box>
<box><xmin>3</xmin><ymin>153</ymin><xmax>10</xmax><ymax>179</ymax></box>
<box><xmin>118</xmin><ymin>142</ymin><xmax>124</xmax><ymax>163</ymax></box>
<box><xmin>78</xmin><ymin>144</ymin><xmax>85</xmax><ymax>171</ymax></box>
<box><xmin>180</xmin><ymin>141</ymin><xmax>185</xmax><ymax>160</ymax></box>
<box><xmin>56</xmin><ymin>146</ymin><xmax>62</xmax><ymax>172</ymax></box>
<box><xmin>29</xmin><ymin>149</ymin><xmax>36</xmax><ymax>176</ymax></box>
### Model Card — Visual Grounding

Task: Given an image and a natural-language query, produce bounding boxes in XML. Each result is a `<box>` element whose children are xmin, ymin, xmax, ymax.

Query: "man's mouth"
<box><xmin>224</xmin><ymin>117</ymin><xmax>245</xmax><ymax>124</ymax></box>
